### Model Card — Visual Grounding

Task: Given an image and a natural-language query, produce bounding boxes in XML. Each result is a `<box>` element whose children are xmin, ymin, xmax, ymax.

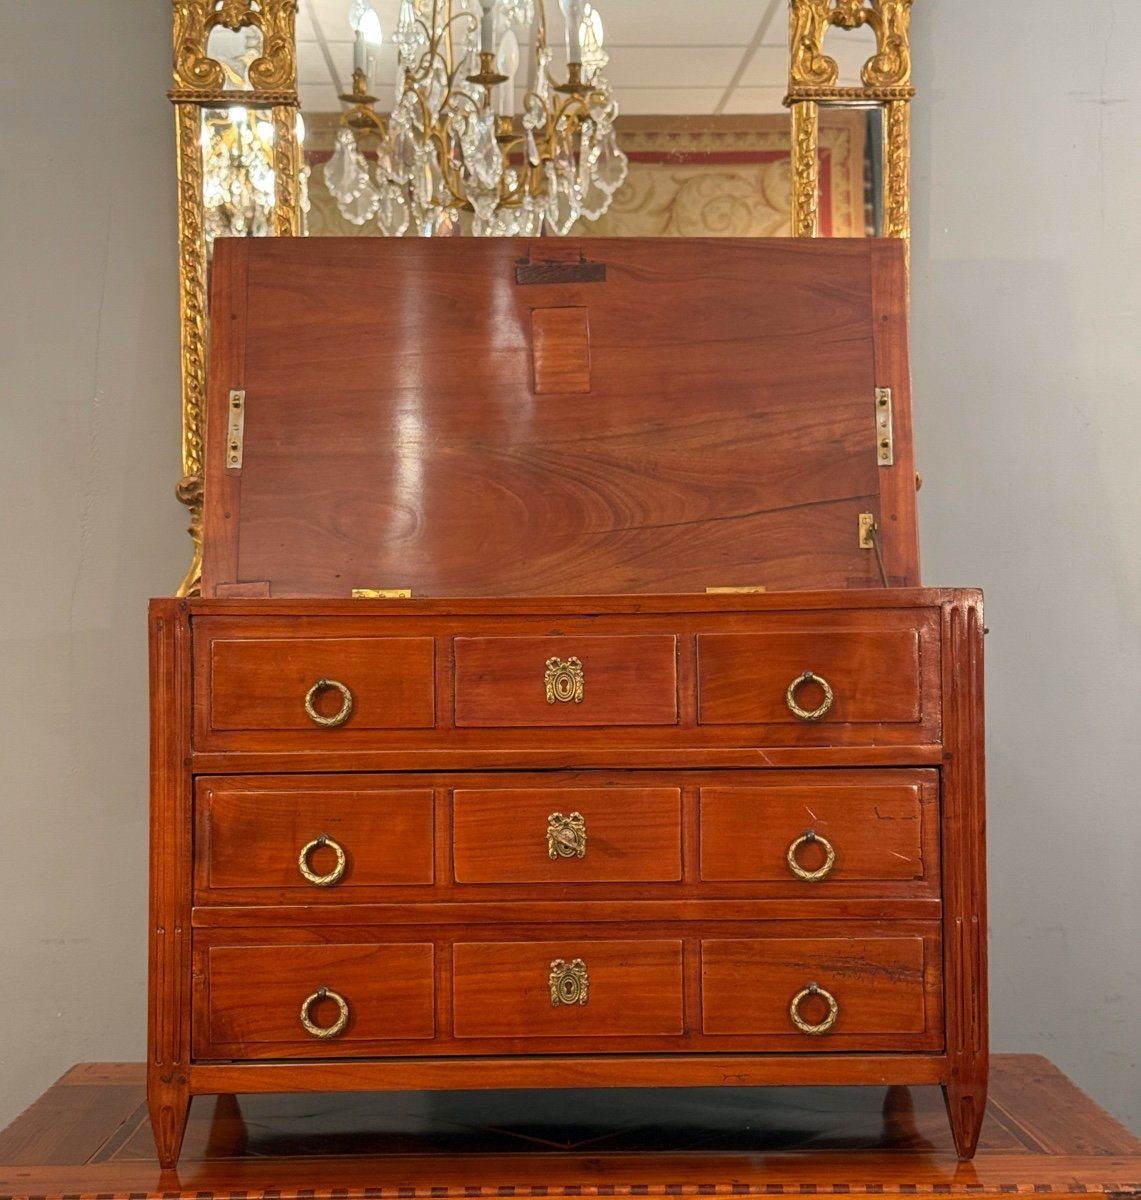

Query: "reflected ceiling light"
<box><xmin>323</xmin><ymin>0</ymin><xmax>627</xmax><ymax>237</ymax></box>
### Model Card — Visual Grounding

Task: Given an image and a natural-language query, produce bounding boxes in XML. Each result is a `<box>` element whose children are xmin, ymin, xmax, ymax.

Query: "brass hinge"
<box><xmin>351</xmin><ymin>588</ymin><xmax>413</xmax><ymax>599</ymax></box>
<box><xmin>875</xmin><ymin>387</ymin><xmax>894</xmax><ymax>466</ymax></box>
<box><xmin>705</xmin><ymin>585</ymin><xmax>767</xmax><ymax>594</ymax></box>
<box><xmin>225</xmin><ymin>389</ymin><xmax>245</xmax><ymax>472</ymax></box>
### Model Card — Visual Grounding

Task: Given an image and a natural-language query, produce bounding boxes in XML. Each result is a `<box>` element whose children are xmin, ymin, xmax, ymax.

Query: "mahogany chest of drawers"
<box><xmin>148</xmin><ymin>590</ymin><xmax>986</xmax><ymax>1165</ymax></box>
<box><xmin>148</xmin><ymin>238</ymin><xmax>986</xmax><ymax>1166</ymax></box>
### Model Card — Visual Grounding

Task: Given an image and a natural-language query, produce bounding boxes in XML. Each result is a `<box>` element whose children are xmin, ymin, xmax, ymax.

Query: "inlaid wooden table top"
<box><xmin>0</xmin><ymin>1056</ymin><xmax>1136</xmax><ymax>1200</ymax></box>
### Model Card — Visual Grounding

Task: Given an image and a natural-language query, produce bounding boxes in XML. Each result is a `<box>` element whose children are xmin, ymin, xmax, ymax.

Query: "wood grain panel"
<box><xmin>699</xmin><ymin>775</ymin><xmax>938</xmax><ymax>887</ymax></box>
<box><xmin>205</xmin><ymin>635</ymin><xmax>435</xmax><ymax>732</ymax></box>
<box><xmin>453</xmin><ymin>787</ymin><xmax>682</xmax><ymax>884</ymax></box>
<box><xmin>701</xmin><ymin>934</ymin><xmax>940</xmax><ymax>1043</ymax></box>
<box><xmin>194</xmin><ymin>782</ymin><xmax>435</xmax><ymax>896</ymax></box>
<box><xmin>194</xmin><ymin>942</ymin><xmax>435</xmax><ymax>1059</ymax></box>
<box><xmin>697</xmin><ymin>628</ymin><xmax>924</xmax><ymax>726</ymax></box>
<box><xmin>453</xmin><ymin>635</ymin><xmax>677</xmax><ymax>727</ymax></box>
<box><xmin>531</xmin><ymin>306</ymin><xmax>591</xmax><ymax>394</ymax></box>
<box><xmin>452</xmin><ymin>940</ymin><xmax>684</xmax><ymax>1039</ymax></box>
<box><xmin>202</xmin><ymin>238</ymin><xmax>916</xmax><ymax>597</ymax></box>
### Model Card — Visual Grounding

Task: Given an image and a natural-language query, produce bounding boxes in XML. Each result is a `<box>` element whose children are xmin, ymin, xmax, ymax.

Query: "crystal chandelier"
<box><xmin>323</xmin><ymin>0</ymin><xmax>628</xmax><ymax>236</ymax></box>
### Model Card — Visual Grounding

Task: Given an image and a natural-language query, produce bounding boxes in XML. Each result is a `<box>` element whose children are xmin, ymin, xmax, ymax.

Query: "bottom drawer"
<box><xmin>193</xmin><ymin>941</ymin><xmax>436</xmax><ymax>1059</ymax></box>
<box><xmin>453</xmin><ymin>940</ymin><xmax>684</xmax><ymax>1039</ymax></box>
<box><xmin>701</xmin><ymin>935</ymin><xmax>941</xmax><ymax>1044</ymax></box>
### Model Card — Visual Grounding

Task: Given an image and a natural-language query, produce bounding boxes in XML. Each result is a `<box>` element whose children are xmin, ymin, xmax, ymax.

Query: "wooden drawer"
<box><xmin>201</xmin><ymin>633</ymin><xmax>435</xmax><ymax>736</ymax></box>
<box><xmin>697</xmin><ymin>627</ymin><xmax>927</xmax><ymax>728</ymax></box>
<box><xmin>453</xmin><ymin>940</ymin><xmax>684</xmax><ymax>1038</ymax></box>
<box><xmin>193</xmin><ymin>940</ymin><xmax>435</xmax><ymax>1059</ymax></box>
<box><xmin>701</xmin><ymin>934</ymin><xmax>941</xmax><ymax>1045</ymax></box>
<box><xmin>194</xmin><ymin>781</ymin><xmax>435</xmax><ymax>898</ymax></box>
<box><xmin>699</xmin><ymin>773</ymin><xmax>938</xmax><ymax>887</ymax></box>
<box><xmin>453</xmin><ymin>635</ymin><xmax>677</xmax><ymax>727</ymax></box>
<box><xmin>453</xmin><ymin>787</ymin><xmax>682</xmax><ymax>884</ymax></box>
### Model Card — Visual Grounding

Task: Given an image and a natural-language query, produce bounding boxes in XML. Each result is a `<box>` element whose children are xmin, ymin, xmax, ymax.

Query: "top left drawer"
<box><xmin>196</xmin><ymin>631</ymin><xmax>436</xmax><ymax>747</ymax></box>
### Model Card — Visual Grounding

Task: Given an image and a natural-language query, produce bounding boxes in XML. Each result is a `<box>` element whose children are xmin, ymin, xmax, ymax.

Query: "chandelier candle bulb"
<box><xmin>561</xmin><ymin>0</ymin><xmax>585</xmax><ymax>62</ymax></box>
<box><xmin>496</xmin><ymin>31</ymin><xmax>520</xmax><ymax>118</ymax></box>
<box><xmin>480</xmin><ymin>0</ymin><xmax>497</xmax><ymax>54</ymax></box>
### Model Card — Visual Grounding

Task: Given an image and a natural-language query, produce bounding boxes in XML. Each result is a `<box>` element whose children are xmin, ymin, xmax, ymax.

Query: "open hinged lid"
<box><xmin>202</xmin><ymin>237</ymin><xmax>918</xmax><ymax>598</ymax></box>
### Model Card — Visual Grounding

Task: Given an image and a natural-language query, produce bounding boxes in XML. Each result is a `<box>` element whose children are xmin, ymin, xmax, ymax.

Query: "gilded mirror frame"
<box><xmin>785</xmin><ymin>0</ymin><xmax>914</xmax><ymax>239</ymax></box>
<box><xmin>168</xmin><ymin>1</ymin><xmax>914</xmax><ymax>594</ymax></box>
<box><xmin>169</xmin><ymin>0</ymin><xmax>302</xmax><ymax>596</ymax></box>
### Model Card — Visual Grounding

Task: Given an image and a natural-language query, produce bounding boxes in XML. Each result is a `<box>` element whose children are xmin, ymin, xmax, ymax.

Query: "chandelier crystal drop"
<box><xmin>323</xmin><ymin>0</ymin><xmax>627</xmax><ymax>237</ymax></box>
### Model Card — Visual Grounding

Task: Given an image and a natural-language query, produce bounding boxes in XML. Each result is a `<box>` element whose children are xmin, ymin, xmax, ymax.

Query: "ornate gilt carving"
<box><xmin>173</xmin><ymin>102</ymin><xmax>208</xmax><ymax>596</ymax></box>
<box><xmin>789</xmin><ymin>0</ymin><xmax>912</xmax><ymax>91</ymax></box>
<box><xmin>171</xmin><ymin>0</ymin><xmax>298</xmax><ymax>98</ymax></box>
<box><xmin>786</xmin><ymin>0</ymin><xmax>914</xmax><ymax>244</ymax></box>
<box><xmin>884</xmin><ymin>98</ymin><xmax>911</xmax><ymax>241</ymax></box>
<box><xmin>790</xmin><ymin>101</ymin><xmax>820</xmax><ymax>238</ymax></box>
<box><xmin>272</xmin><ymin>103</ymin><xmax>301</xmax><ymax>236</ymax></box>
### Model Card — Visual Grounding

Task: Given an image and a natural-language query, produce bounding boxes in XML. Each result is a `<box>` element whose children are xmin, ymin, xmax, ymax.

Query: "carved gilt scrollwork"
<box><xmin>789</xmin><ymin>0</ymin><xmax>912</xmax><ymax>91</ymax></box>
<box><xmin>786</xmin><ymin>0</ymin><xmax>915</xmax><ymax>246</ymax></box>
<box><xmin>172</xmin><ymin>0</ymin><xmax>299</xmax><ymax>100</ymax></box>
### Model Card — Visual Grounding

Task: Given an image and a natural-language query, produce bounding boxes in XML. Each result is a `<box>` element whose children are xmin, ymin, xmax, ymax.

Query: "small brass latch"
<box><xmin>351</xmin><ymin>588</ymin><xmax>413</xmax><ymax>599</ymax></box>
<box><xmin>858</xmin><ymin>513</ymin><xmax>876</xmax><ymax>549</ymax></box>
<box><xmin>875</xmin><ymin>387</ymin><xmax>894</xmax><ymax>466</ymax></box>
<box><xmin>225</xmin><ymin>389</ymin><xmax>245</xmax><ymax>472</ymax></box>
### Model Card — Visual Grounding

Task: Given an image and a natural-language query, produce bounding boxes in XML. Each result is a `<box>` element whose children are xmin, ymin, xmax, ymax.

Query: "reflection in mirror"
<box><xmin>201</xmin><ymin>107</ymin><xmax>277</xmax><ymax>240</ymax></box>
<box><xmin>815</xmin><ymin>21</ymin><xmax>883</xmax><ymax>237</ymax></box>
<box><xmin>292</xmin><ymin>0</ymin><xmax>868</xmax><ymax>238</ymax></box>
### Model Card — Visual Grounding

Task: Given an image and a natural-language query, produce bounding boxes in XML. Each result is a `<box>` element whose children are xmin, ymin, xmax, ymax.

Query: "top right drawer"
<box><xmin>696</xmin><ymin>614</ymin><xmax>938</xmax><ymax>737</ymax></box>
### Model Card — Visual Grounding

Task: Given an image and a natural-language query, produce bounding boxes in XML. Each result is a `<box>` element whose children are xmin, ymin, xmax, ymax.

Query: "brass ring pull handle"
<box><xmin>298</xmin><ymin>834</ymin><xmax>347</xmax><ymax>887</ymax></box>
<box><xmin>549</xmin><ymin>958</ymin><xmax>589</xmax><ymax>1006</ymax></box>
<box><xmin>786</xmin><ymin>829</ymin><xmax>836</xmax><ymax>882</ymax></box>
<box><xmin>299</xmin><ymin>987</ymin><xmax>350</xmax><ymax>1039</ymax></box>
<box><xmin>785</xmin><ymin>670</ymin><xmax>834</xmax><ymax>722</ymax></box>
<box><xmin>789</xmin><ymin>981</ymin><xmax>839</xmax><ymax>1036</ymax></box>
<box><xmin>304</xmin><ymin>678</ymin><xmax>354</xmax><ymax>728</ymax></box>
<box><xmin>547</xmin><ymin>811</ymin><xmax>587</xmax><ymax>860</ymax></box>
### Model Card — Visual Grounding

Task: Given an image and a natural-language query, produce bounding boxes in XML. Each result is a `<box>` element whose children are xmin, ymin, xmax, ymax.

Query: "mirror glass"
<box><xmin>294</xmin><ymin>0</ymin><xmax>835</xmax><ymax>237</ymax></box>
<box><xmin>814</xmin><ymin>21</ymin><xmax>883</xmax><ymax>237</ymax></box>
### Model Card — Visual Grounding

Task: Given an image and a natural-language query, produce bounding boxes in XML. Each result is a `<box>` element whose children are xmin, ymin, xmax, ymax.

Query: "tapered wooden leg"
<box><xmin>943</xmin><ymin>1080</ymin><xmax>986</xmax><ymax>1159</ymax></box>
<box><xmin>148</xmin><ymin>1077</ymin><xmax>191</xmax><ymax>1170</ymax></box>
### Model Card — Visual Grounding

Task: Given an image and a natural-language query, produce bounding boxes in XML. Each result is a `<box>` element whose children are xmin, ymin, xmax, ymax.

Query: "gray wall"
<box><xmin>0</xmin><ymin>1</ymin><xmax>187</xmax><ymax>1120</ymax></box>
<box><xmin>0</xmin><ymin>0</ymin><xmax>1137</xmax><ymax>1138</ymax></box>
<box><xmin>911</xmin><ymin>1</ymin><xmax>1140</xmax><ymax>1133</ymax></box>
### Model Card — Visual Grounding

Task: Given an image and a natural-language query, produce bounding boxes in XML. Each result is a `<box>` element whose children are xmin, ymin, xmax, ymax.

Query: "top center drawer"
<box><xmin>453</xmin><ymin>636</ymin><xmax>678</xmax><ymax>727</ymax></box>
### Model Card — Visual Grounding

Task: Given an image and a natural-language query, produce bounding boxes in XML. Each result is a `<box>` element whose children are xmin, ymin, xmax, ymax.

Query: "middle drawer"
<box><xmin>193</xmin><ymin>770</ymin><xmax>939</xmax><ymax>903</ymax></box>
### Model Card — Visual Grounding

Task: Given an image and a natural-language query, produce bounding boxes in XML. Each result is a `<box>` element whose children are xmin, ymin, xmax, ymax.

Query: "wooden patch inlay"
<box><xmin>531</xmin><ymin>307</ymin><xmax>591</xmax><ymax>394</ymax></box>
